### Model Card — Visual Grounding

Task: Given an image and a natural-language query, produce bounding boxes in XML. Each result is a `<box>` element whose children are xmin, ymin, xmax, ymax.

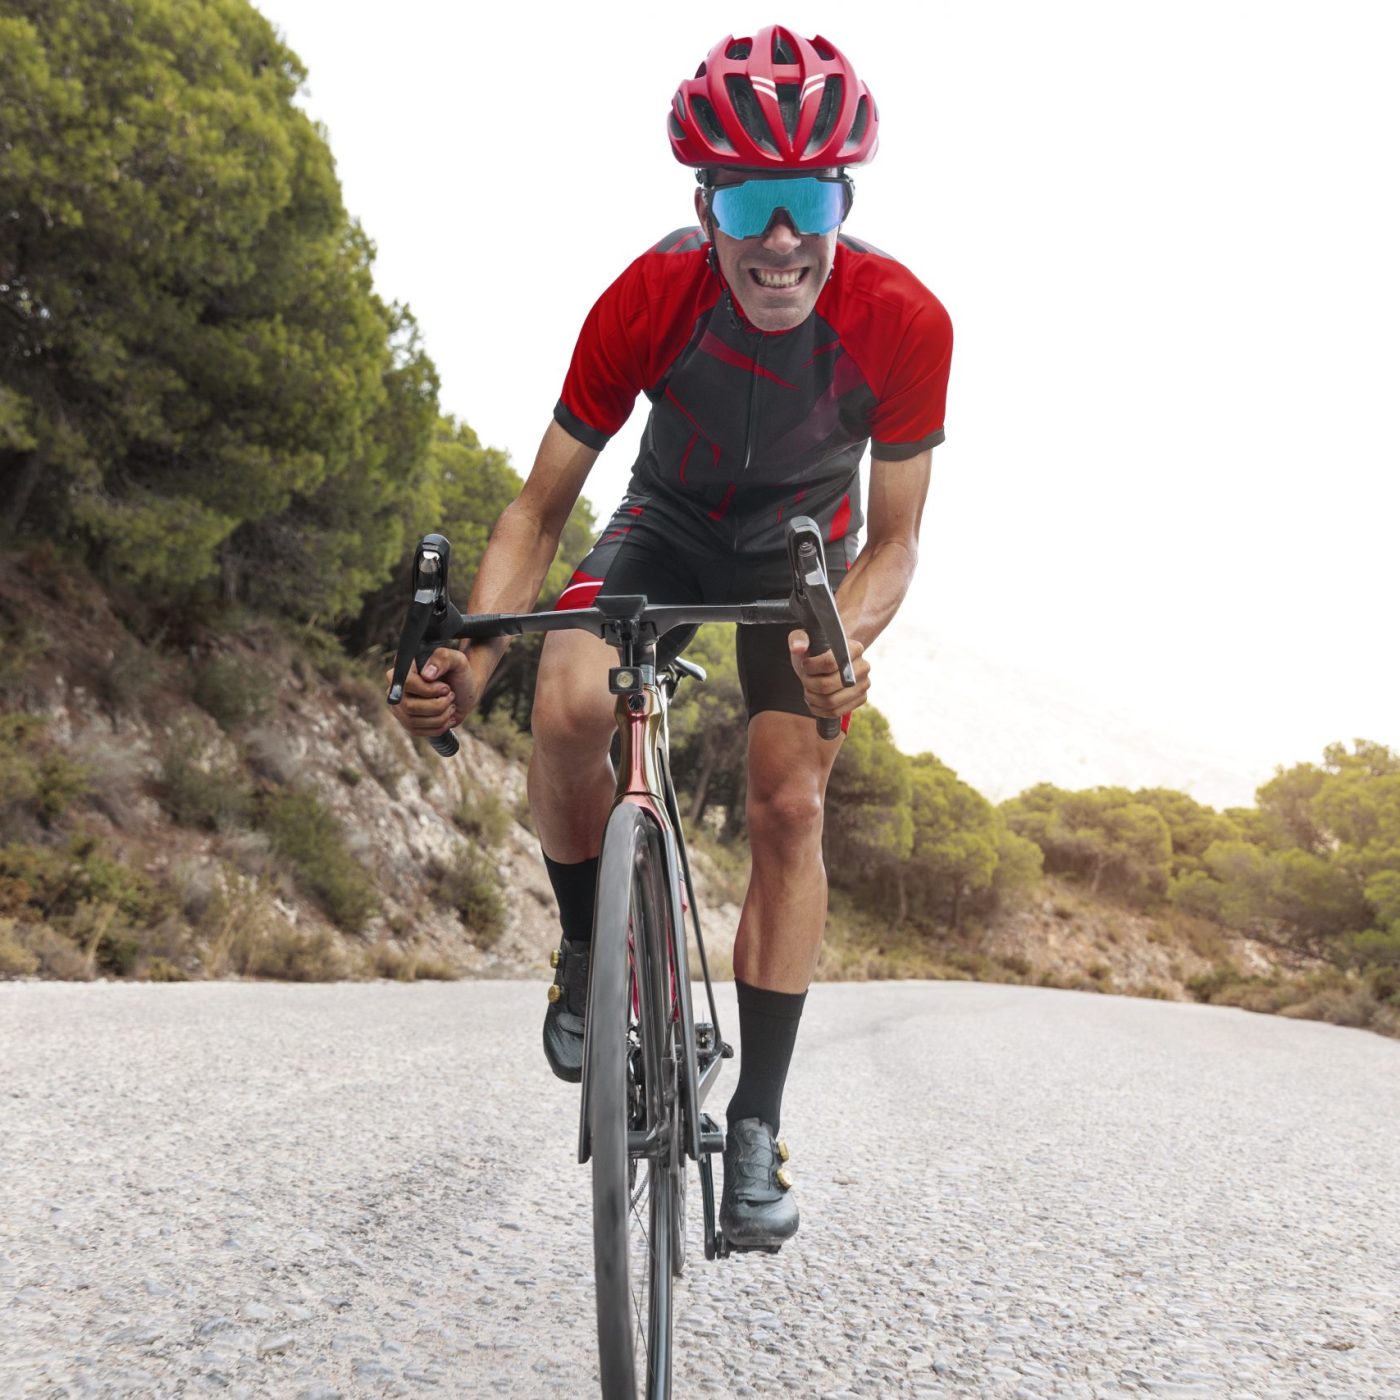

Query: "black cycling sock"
<box><xmin>542</xmin><ymin>853</ymin><xmax>600</xmax><ymax>946</ymax></box>
<box><xmin>726</xmin><ymin>979</ymin><xmax>807</xmax><ymax>1136</ymax></box>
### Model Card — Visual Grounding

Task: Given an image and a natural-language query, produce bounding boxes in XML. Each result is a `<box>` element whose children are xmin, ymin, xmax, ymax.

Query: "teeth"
<box><xmin>753</xmin><ymin>268</ymin><xmax>804</xmax><ymax>289</ymax></box>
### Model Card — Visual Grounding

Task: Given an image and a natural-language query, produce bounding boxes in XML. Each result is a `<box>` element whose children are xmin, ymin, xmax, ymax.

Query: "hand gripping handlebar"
<box><xmin>386</xmin><ymin>516</ymin><xmax>855</xmax><ymax>755</ymax></box>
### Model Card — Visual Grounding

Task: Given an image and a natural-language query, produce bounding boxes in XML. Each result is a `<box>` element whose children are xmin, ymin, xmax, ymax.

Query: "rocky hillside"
<box><xmin>0</xmin><ymin>550</ymin><xmax>1341</xmax><ymax>1029</ymax></box>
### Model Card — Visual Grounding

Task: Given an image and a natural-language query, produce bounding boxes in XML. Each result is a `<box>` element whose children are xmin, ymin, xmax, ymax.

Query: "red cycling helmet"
<box><xmin>669</xmin><ymin>26</ymin><xmax>879</xmax><ymax>172</ymax></box>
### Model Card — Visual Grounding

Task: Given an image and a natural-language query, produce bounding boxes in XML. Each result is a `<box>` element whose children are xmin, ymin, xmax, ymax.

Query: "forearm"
<box><xmin>834</xmin><ymin>536</ymin><xmax>919</xmax><ymax>651</ymax></box>
<box><xmin>457</xmin><ymin>420</ymin><xmax>598</xmax><ymax>693</ymax></box>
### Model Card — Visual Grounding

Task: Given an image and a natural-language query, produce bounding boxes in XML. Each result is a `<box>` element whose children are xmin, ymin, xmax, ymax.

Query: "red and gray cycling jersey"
<box><xmin>553</xmin><ymin>228</ymin><xmax>953</xmax><ymax>556</ymax></box>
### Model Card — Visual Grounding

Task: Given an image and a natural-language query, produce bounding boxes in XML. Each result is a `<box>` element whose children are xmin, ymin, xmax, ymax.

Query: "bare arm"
<box><xmin>456</xmin><ymin>419</ymin><xmax>600</xmax><ymax>694</ymax></box>
<box><xmin>789</xmin><ymin>448</ymin><xmax>933</xmax><ymax>722</ymax></box>
<box><xmin>836</xmin><ymin>448</ymin><xmax>933</xmax><ymax>648</ymax></box>
<box><xmin>391</xmin><ymin>419</ymin><xmax>598</xmax><ymax>736</ymax></box>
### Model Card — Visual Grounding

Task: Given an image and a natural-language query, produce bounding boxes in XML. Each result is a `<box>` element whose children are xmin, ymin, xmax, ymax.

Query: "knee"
<box><xmin>746</xmin><ymin>777</ymin><xmax>825</xmax><ymax>847</ymax></box>
<box><xmin>529</xmin><ymin>683</ymin><xmax>612</xmax><ymax>753</ymax></box>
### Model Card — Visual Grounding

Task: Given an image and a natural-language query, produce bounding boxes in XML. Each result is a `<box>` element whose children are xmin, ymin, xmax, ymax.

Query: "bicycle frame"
<box><xmin>576</xmin><ymin>641</ymin><xmax>724</xmax><ymax>1174</ymax></box>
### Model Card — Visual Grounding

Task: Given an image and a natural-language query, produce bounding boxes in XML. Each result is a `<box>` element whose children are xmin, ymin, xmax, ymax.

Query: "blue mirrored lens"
<box><xmin>709</xmin><ymin>178</ymin><xmax>849</xmax><ymax>239</ymax></box>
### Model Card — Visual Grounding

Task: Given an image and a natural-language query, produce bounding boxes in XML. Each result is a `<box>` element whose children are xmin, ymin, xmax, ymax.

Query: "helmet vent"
<box><xmin>812</xmin><ymin>37</ymin><xmax>836</xmax><ymax>61</ymax></box>
<box><xmin>726</xmin><ymin>40</ymin><xmax>752</xmax><ymax>60</ymax></box>
<box><xmin>844</xmin><ymin>95</ymin><xmax>870</xmax><ymax>151</ymax></box>
<box><xmin>772</xmin><ymin>33</ymin><xmax>797</xmax><ymax>64</ymax></box>
<box><xmin>807</xmin><ymin>75</ymin><xmax>842</xmax><ymax>152</ymax></box>
<box><xmin>669</xmin><ymin>112</ymin><xmax>686</xmax><ymax>141</ymax></box>
<box><xmin>724</xmin><ymin>75</ymin><xmax>777</xmax><ymax>152</ymax></box>
<box><xmin>691</xmin><ymin>95</ymin><xmax>734</xmax><ymax>151</ymax></box>
<box><xmin>776</xmin><ymin>82</ymin><xmax>800</xmax><ymax>139</ymax></box>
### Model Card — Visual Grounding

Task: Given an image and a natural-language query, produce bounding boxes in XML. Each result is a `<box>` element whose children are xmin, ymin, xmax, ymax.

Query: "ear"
<box><xmin>694</xmin><ymin>186</ymin><xmax>710</xmax><ymax>236</ymax></box>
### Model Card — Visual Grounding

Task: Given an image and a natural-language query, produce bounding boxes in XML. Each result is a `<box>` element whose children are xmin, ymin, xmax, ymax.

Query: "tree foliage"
<box><xmin>1170</xmin><ymin>741</ymin><xmax>1400</xmax><ymax>960</ymax></box>
<box><xmin>1001</xmin><ymin>784</ymin><xmax>1172</xmax><ymax>905</ymax></box>
<box><xmin>0</xmin><ymin>0</ymin><xmax>436</xmax><ymax>618</ymax></box>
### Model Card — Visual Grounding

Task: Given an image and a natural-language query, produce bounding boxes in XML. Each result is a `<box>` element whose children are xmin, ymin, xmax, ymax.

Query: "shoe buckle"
<box><xmin>775</xmin><ymin>1165</ymin><xmax>794</xmax><ymax>1191</ymax></box>
<box><xmin>776</xmin><ymin>1139</ymin><xmax>790</xmax><ymax>1163</ymax></box>
<box><xmin>547</xmin><ymin>984</ymin><xmax>563</xmax><ymax>1004</ymax></box>
<box><xmin>549</xmin><ymin>948</ymin><xmax>561</xmax><ymax>969</ymax></box>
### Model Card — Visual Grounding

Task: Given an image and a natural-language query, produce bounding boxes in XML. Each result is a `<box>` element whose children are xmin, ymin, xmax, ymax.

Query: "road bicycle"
<box><xmin>388</xmin><ymin>516</ymin><xmax>853</xmax><ymax>1399</ymax></box>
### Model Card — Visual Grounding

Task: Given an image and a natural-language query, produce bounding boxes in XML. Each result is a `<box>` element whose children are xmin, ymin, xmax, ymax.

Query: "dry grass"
<box><xmin>359</xmin><ymin>941</ymin><xmax>461</xmax><ymax>981</ymax></box>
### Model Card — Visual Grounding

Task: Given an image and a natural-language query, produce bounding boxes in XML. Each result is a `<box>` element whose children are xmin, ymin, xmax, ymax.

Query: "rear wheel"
<box><xmin>587</xmin><ymin>804</ymin><xmax>682</xmax><ymax>1399</ymax></box>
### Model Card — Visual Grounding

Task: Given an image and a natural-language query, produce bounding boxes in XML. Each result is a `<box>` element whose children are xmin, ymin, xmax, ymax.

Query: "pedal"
<box><xmin>695</xmin><ymin>1024</ymin><xmax>734</xmax><ymax>1065</ymax></box>
<box><xmin>699</xmin><ymin>1111</ymin><xmax>725</xmax><ymax>1156</ymax></box>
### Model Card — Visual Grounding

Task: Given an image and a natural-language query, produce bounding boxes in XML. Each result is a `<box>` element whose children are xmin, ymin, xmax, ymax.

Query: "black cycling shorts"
<box><xmin>554</xmin><ymin>494</ymin><xmax>854</xmax><ymax>722</ymax></box>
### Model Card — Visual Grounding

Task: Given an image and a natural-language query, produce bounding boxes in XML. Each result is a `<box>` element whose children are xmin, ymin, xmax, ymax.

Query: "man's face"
<box><xmin>696</xmin><ymin>170</ymin><xmax>842</xmax><ymax>333</ymax></box>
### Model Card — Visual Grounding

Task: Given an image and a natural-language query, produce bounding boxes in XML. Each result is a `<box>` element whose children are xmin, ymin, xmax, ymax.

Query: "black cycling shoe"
<box><xmin>542</xmin><ymin>938</ymin><xmax>589</xmax><ymax>1083</ymax></box>
<box><xmin>719</xmin><ymin>1118</ymin><xmax>799</xmax><ymax>1249</ymax></box>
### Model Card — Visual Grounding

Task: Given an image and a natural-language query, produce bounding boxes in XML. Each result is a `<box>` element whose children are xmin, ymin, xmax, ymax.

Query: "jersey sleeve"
<box><xmin>869</xmin><ymin>295</ymin><xmax>954</xmax><ymax>461</ymax></box>
<box><xmin>554</xmin><ymin>254</ymin><xmax>653</xmax><ymax>450</ymax></box>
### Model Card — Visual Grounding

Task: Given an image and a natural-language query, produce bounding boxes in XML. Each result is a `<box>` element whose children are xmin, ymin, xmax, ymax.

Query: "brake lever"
<box><xmin>387</xmin><ymin>532</ymin><xmax>463</xmax><ymax>758</ymax></box>
<box><xmin>785</xmin><ymin>516</ymin><xmax>854</xmax><ymax>741</ymax></box>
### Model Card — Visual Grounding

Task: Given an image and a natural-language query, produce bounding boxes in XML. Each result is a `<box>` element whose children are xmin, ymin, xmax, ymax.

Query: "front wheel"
<box><xmin>586</xmin><ymin>803</ymin><xmax>681</xmax><ymax>1399</ymax></box>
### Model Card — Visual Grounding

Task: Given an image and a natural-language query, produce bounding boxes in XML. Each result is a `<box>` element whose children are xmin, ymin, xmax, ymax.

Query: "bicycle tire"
<box><xmin>587</xmin><ymin>803</ymin><xmax>682</xmax><ymax>1399</ymax></box>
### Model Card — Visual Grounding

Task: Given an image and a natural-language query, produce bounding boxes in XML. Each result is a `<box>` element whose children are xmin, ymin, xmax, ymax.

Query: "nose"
<box><xmin>760</xmin><ymin>213</ymin><xmax>802</xmax><ymax>254</ymax></box>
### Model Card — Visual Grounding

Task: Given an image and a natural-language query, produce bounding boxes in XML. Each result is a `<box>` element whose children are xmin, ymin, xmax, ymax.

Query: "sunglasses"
<box><xmin>706</xmin><ymin>175</ymin><xmax>854</xmax><ymax>240</ymax></box>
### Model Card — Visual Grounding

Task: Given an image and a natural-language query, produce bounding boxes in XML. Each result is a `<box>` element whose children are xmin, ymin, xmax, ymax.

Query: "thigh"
<box><xmin>725</xmin><ymin>547</ymin><xmax>850</xmax><ymax>723</ymax></box>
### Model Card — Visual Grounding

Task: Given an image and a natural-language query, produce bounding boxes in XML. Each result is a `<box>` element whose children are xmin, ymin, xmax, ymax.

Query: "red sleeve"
<box><xmin>869</xmin><ymin>294</ymin><xmax>953</xmax><ymax>461</ymax></box>
<box><xmin>554</xmin><ymin>254</ymin><xmax>652</xmax><ymax>450</ymax></box>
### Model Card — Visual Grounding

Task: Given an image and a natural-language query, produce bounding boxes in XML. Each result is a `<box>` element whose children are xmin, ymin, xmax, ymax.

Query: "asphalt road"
<box><xmin>3</xmin><ymin>980</ymin><xmax>1398</xmax><ymax>1399</ymax></box>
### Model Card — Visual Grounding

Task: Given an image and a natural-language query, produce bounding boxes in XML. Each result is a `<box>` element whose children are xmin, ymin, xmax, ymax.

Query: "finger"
<box><xmin>791</xmin><ymin>639</ymin><xmax>839</xmax><ymax>676</ymax></box>
<box><xmin>420</xmin><ymin>645</ymin><xmax>462</xmax><ymax>682</ymax></box>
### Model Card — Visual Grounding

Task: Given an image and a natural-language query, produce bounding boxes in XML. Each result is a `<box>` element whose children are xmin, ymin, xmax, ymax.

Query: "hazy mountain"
<box><xmin>873</xmin><ymin>635</ymin><xmax>1276</xmax><ymax>812</ymax></box>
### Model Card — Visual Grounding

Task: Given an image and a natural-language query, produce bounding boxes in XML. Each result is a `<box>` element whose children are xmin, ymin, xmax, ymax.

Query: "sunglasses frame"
<box><xmin>703</xmin><ymin>174</ymin><xmax>855</xmax><ymax>240</ymax></box>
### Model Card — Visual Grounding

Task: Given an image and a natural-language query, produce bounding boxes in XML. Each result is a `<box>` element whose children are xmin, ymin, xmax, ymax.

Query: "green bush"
<box><xmin>0</xmin><ymin>715</ymin><xmax>91</xmax><ymax>830</ymax></box>
<box><xmin>465</xmin><ymin>710</ymin><xmax>532</xmax><ymax>764</ymax></box>
<box><xmin>454</xmin><ymin>788</ymin><xmax>511</xmax><ymax>848</ymax></box>
<box><xmin>193</xmin><ymin>655</ymin><xmax>274</xmax><ymax>730</ymax></box>
<box><xmin>0</xmin><ymin>837</ymin><xmax>169</xmax><ymax>925</ymax></box>
<box><xmin>437</xmin><ymin>849</ymin><xmax>506</xmax><ymax>947</ymax></box>
<box><xmin>1185</xmin><ymin>966</ymin><xmax>1244</xmax><ymax>1003</ymax></box>
<box><xmin>256</xmin><ymin>788</ymin><xmax>377</xmax><ymax>932</ymax></box>
<box><xmin>158</xmin><ymin>738</ymin><xmax>252</xmax><ymax>831</ymax></box>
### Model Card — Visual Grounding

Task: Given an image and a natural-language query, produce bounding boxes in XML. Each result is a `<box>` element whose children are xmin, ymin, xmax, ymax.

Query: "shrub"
<box><xmin>246</xmin><ymin>926</ymin><xmax>348</xmax><ymax>981</ymax></box>
<box><xmin>256</xmin><ymin>788</ymin><xmax>377</xmax><ymax>932</ymax></box>
<box><xmin>158</xmin><ymin>737</ymin><xmax>251</xmax><ymax>831</ymax></box>
<box><xmin>241</xmin><ymin>726</ymin><xmax>302</xmax><ymax>786</ymax></box>
<box><xmin>437</xmin><ymin>849</ymin><xmax>506</xmax><ymax>947</ymax></box>
<box><xmin>0</xmin><ymin>918</ymin><xmax>38</xmax><ymax>976</ymax></box>
<box><xmin>360</xmin><ymin>942</ymin><xmax>461</xmax><ymax>981</ymax></box>
<box><xmin>0</xmin><ymin>837</ymin><xmax>169</xmax><ymax>925</ymax></box>
<box><xmin>192</xmin><ymin>655</ymin><xmax>273</xmax><ymax>730</ymax></box>
<box><xmin>0</xmin><ymin>715</ymin><xmax>90</xmax><ymax>830</ymax></box>
<box><xmin>13</xmin><ymin>923</ymin><xmax>88</xmax><ymax>979</ymax></box>
<box><xmin>466</xmin><ymin>709</ymin><xmax>532</xmax><ymax>764</ymax></box>
<box><xmin>91</xmin><ymin>633</ymin><xmax>161</xmax><ymax>717</ymax></box>
<box><xmin>454</xmin><ymin>788</ymin><xmax>511</xmax><ymax>848</ymax></box>
<box><xmin>1131</xmin><ymin>983</ymin><xmax>1175</xmax><ymax>1000</ymax></box>
<box><xmin>1185</xmin><ymin>966</ymin><xmax>1244</xmax><ymax>1003</ymax></box>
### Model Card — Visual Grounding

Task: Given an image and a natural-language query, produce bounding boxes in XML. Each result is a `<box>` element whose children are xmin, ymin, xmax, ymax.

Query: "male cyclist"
<box><xmin>392</xmin><ymin>26</ymin><xmax>952</xmax><ymax>1250</ymax></box>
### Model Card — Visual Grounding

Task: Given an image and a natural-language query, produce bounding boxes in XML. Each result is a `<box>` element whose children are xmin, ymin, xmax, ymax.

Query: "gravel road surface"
<box><xmin>3</xmin><ymin>980</ymin><xmax>1398</xmax><ymax>1399</ymax></box>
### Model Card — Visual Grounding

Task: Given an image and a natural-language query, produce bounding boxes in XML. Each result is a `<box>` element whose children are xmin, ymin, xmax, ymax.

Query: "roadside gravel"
<box><xmin>3</xmin><ymin>980</ymin><xmax>1397</xmax><ymax>1398</ymax></box>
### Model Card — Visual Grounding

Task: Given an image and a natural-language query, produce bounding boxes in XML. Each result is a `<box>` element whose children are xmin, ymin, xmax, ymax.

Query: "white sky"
<box><xmin>259</xmin><ymin>0</ymin><xmax>1400</xmax><ymax>804</ymax></box>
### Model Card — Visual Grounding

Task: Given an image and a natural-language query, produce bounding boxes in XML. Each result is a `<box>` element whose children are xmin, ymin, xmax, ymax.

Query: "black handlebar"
<box><xmin>387</xmin><ymin>516</ymin><xmax>854</xmax><ymax>755</ymax></box>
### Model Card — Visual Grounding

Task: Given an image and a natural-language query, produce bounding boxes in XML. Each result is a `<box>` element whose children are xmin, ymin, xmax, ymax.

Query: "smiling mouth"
<box><xmin>750</xmin><ymin>267</ymin><xmax>808</xmax><ymax>290</ymax></box>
